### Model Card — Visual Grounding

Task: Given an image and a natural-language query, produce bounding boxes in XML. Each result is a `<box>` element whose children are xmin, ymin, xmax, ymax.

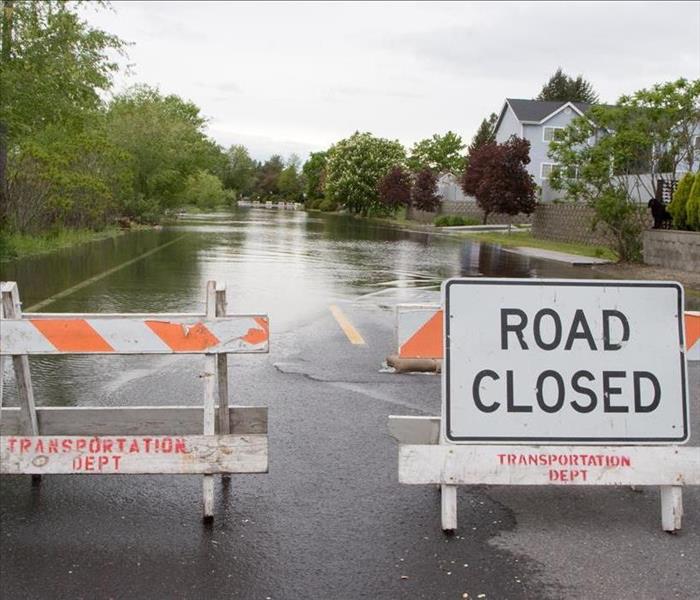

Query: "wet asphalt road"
<box><xmin>1</xmin><ymin>209</ymin><xmax>699</xmax><ymax>599</ymax></box>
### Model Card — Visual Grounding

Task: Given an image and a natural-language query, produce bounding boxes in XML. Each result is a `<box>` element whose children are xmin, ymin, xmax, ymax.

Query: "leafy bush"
<box><xmin>668</xmin><ymin>172</ymin><xmax>694</xmax><ymax>230</ymax></box>
<box><xmin>591</xmin><ymin>188</ymin><xmax>644</xmax><ymax>262</ymax></box>
<box><xmin>434</xmin><ymin>215</ymin><xmax>480</xmax><ymax>227</ymax></box>
<box><xmin>180</xmin><ymin>170</ymin><xmax>233</xmax><ymax>210</ymax></box>
<box><xmin>121</xmin><ymin>195</ymin><xmax>162</xmax><ymax>225</ymax></box>
<box><xmin>687</xmin><ymin>175</ymin><xmax>700</xmax><ymax>231</ymax></box>
<box><xmin>319</xmin><ymin>198</ymin><xmax>338</xmax><ymax>212</ymax></box>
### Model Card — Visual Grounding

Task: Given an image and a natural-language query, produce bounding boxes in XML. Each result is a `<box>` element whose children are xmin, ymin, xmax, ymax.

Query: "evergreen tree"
<box><xmin>537</xmin><ymin>67</ymin><xmax>599</xmax><ymax>104</ymax></box>
<box><xmin>467</xmin><ymin>113</ymin><xmax>498</xmax><ymax>157</ymax></box>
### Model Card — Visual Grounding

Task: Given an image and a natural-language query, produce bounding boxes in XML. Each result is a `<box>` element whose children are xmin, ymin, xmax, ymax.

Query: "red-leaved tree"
<box><xmin>461</xmin><ymin>136</ymin><xmax>537</xmax><ymax>224</ymax></box>
<box><xmin>378</xmin><ymin>166</ymin><xmax>412</xmax><ymax>210</ymax></box>
<box><xmin>411</xmin><ymin>168</ymin><xmax>440</xmax><ymax>212</ymax></box>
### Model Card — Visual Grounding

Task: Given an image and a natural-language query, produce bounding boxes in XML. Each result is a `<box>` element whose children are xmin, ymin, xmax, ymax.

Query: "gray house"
<box><xmin>492</xmin><ymin>98</ymin><xmax>595</xmax><ymax>200</ymax></box>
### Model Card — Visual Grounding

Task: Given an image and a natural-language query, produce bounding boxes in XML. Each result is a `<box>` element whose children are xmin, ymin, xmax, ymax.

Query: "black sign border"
<box><xmin>444</xmin><ymin>279</ymin><xmax>689</xmax><ymax>443</ymax></box>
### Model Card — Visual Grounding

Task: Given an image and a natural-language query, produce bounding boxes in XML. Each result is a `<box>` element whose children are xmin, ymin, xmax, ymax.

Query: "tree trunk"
<box><xmin>0</xmin><ymin>1</ymin><xmax>14</xmax><ymax>228</ymax></box>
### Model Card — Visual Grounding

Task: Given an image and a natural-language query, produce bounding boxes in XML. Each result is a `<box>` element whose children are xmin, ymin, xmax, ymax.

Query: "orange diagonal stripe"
<box><xmin>399</xmin><ymin>310</ymin><xmax>444</xmax><ymax>359</ymax></box>
<box><xmin>30</xmin><ymin>319</ymin><xmax>114</xmax><ymax>352</ymax></box>
<box><xmin>243</xmin><ymin>317</ymin><xmax>269</xmax><ymax>345</ymax></box>
<box><xmin>686</xmin><ymin>314</ymin><xmax>700</xmax><ymax>350</ymax></box>
<box><xmin>145</xmin><ymin>321</ymin><xmax>220</xmax><ymax>351</ymax></box>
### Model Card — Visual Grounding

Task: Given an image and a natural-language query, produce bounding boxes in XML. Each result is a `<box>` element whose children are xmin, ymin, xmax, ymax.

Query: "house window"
<box><xmin>543</xmin><ymin>126</ymin><xmax>564</xmax><ymax>142</ymax></box>
<box><xmin>694</xmin><ymin>135</ymin><xmax>700</xmax><ymax>151</ymax></box>
<box><xmin>541</xmin><ymin>163</ymin><xmax>559</xmax><ymax>179</ymax></box>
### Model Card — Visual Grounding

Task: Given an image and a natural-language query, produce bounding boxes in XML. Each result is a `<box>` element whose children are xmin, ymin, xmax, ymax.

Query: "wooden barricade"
<box><xmin>0</xmin><ymin>280</ymin><xmax>269</xmax><ymax>520</ymax></box>
<box><xmin>389</xmin><ymin>279</ymin><xmax>700</xmax><ymax>534</ymax></box>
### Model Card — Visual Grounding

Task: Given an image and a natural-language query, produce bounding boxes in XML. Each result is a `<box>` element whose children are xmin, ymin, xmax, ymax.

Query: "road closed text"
<box><xmin>470</xmin><ymin>308</ymin><xmax>663</xmax><ymax>415</ymax></box>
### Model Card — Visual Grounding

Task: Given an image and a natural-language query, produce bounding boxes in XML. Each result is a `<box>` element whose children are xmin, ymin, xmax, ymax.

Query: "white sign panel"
<box><xmin>443</xmin><ymin>279</ymin><xmax>689</xmax><ymax>444</ymax></box>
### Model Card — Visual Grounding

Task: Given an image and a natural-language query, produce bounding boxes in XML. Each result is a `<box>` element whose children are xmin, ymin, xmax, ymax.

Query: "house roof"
<box><xmin>505</xmin><ymin>98</ymin><xmax>594</xmax><ymax>123</ymax></box>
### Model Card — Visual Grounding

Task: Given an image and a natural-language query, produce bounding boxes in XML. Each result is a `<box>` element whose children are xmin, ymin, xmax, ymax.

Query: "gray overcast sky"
<box><xmin>83</xmin><ymin>1</ymin><xmax>700</xmax><ymax>161</ymax></box>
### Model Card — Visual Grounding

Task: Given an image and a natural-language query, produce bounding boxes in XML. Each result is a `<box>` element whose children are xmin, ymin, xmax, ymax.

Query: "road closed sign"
<box><xmin>443</xmin><ymin>279</ymin><xmax>689</xmax><ymax>444</ymax></box>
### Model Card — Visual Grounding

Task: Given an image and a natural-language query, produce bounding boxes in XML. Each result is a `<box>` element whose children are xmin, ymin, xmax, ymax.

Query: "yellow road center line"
<box><xmin>26</xmin><ymin>235</ymin><xmax>188</xmax><ymax>312</ymax></box>
<box><xmin>329</xmin><ymin>305</ymin><xmax>366</xmax><ymax>345</ymax></box>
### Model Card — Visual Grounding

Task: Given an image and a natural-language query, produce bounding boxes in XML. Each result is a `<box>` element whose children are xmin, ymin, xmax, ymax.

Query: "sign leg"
<box><xmin>441</xmin><ymin>484</ymin><xmax>457</xmax><ymax>532</ymax></box>
<box><xmin>202</xmin><ymin>281</ymin><xmax>218</xmax><ymax>520</ymax></box>
<box><xmin>215</xmin><ymin>283</ymin><xmax>231</xmax><ymax>482</ymax></box>
<box><xmin>660</xmin><ymin>486</ymin><xmax>683</xmax><ymax>532</ymax></box>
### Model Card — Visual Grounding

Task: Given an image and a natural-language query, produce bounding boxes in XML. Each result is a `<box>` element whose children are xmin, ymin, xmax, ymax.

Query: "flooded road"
<box><xmin>1</xmin><ymin>208</ymin><xmax>611</xmax><ymax>315</ymax></box>
<box><xmin>1</xmin><ymin>208</ymin><xmax>698</xmax><ymax>600</ymax></box>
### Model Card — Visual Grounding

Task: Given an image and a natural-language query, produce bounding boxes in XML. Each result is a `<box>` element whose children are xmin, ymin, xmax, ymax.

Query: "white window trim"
<box><xmin>540</xmin><ymin>162</ymin><xmax>559</xmax><ymax>180</ymax></box>
<box><xmin>542</xmin><ymin>126</ymin><xmax>564</xmax><ymax>143</ymax></box>
<box><xmin>694</xmin><ymin>135</ymin><xmax>700</xmax><ymax>150</ymax></box>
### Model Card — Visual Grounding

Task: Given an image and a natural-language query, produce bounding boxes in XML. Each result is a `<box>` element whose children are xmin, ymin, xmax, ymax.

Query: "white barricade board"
<box><xmin>443</xmin><ymin>278</ymin><xmax>689</xmax><ymax>444</ymax></box>
<box><xmin>0</xmin><ymin>434</ymin><xmax>268</xmax><ymax>474</ymax></box>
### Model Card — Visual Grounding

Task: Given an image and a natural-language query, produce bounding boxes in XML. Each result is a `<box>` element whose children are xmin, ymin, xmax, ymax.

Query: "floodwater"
<box><xmin>1</xmin><ymin>208</ymin><xmax>613</xmax><ymax>317</ymax></box>
<box><xmin>1</xmin><ymin>208</ymin><xmax>604</xmax><ymax>406</ymax></box>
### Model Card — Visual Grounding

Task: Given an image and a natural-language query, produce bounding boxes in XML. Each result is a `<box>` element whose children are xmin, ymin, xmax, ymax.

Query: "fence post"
<box><xmin>202</xmin><ymin>281</ymin><xmax>218</xmax><ymax>520</ymax></box>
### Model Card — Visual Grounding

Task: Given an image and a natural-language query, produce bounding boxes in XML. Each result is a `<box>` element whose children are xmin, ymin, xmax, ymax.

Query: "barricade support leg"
<box><xmin>215</xmin><ymin>283</ymin><xmax>231</xmax><ymax>482</ymax></box>
<box><xmin>441</xmin><ymin>484</ymin><xmax>457</xmax><ymax>532</ymax></box>
<box><xmin>202</xmin><ymin>281</ymin><xmax>218</xmax><ymax>520</ymax></box>
<box><xmin>1</xmin><ymin>283</ymin><xmax>40</xmax><ymax>486</ymax></box>
<box><xmin>660</xmin><ymin>486</ymin><xmax>683</xmax><ymax>532</ymax></box>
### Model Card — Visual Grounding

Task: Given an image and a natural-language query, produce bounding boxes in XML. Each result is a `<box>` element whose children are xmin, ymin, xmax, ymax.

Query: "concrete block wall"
<box><xmin>409</xmin><ymin>202</ymin><xmax>534</xmax><ymax>225</ymax></box>
<box><xmin>531</xmin><ymin>203</ymin><xmax>612</xmax><ymax>246</ymax></box>
<box><xmin>532</xmin><ymin>203</ymin><xmax>654</xmax><ymax>247</ymax></box>
<box><xmin>643</xmin><ymin>230</ymin><xmax>700</xmax><ymax>271</ymax></box>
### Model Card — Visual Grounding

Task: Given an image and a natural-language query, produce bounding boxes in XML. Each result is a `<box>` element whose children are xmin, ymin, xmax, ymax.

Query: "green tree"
<box><xmin>668</xmin><ymin>172</ymin><xmax>694</xmax><ymax>230</ymax></box>
<box><xmin>408</xmin><ymin>131</ymin><xmax>465</xmax><ymax>174</ymax></box>
<box><xmin>302</xmin><ymin>150</ymin><xmax>327</xmax><ymax>202</ymax></box>
<box><xmin>105</xmin><ymin>85</ymin><xmax>221</xmax><ymax>214</ymax></box>
<box><xmin>685</xmin><ymin>174</ymin><xmax>700</xmax><ymax>231</ymax></box>
<box><xmin>0</xmin><ymin>0</ymin><xmax>124</xmax><ymax>226</ymax></box>
<box><xmin>536</xmin><ymin>67</ymin><xmax>599</xmax><ymax>103</ymax></box>
<box><xmin>547</xmin><ymin>79</ymin><xmax>700</xmax><ymax>259</ymax></box>
<box><xmin>277</xmin><ymin>155</ymin><xmax>303</xmax><ymax>201</ymax></box>
<box><xmin>180</xmin><ymin>170</ymin><xmax>232</xmax><ymax>210</ymax></box>
<box><xmin>325</xmin><ymin>132</ymin><xmax>405</xmax><ymax>216</ymax></box>
<box><xmin>467</xmin><ymin>113</ymin><xmax>498</xmax><ymax>158</ymax></box>
<box><xmin>620</xmin><ymin>79</ymin><xmax>700</xmax><ymax>174</ymax></box>
<box><xmin>222</xmin><ymin>144</ymin><xmax>256</xmax><ymax>197</ymax></box>
<box><xmin>255</xmin><ymin>155</ymin><xmax>284</xmax><ymax>199</ymax></box>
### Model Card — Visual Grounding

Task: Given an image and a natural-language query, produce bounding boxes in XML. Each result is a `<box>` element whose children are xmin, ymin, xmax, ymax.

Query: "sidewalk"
<box><xmin>503</xmin><ymin>246</ymin><xmax>612</xmax><ymax>265</ymax></box>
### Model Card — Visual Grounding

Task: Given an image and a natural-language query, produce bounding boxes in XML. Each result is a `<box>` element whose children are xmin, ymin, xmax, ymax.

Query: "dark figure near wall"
<box><xmin>648</xmin><ymin>196</ymin><xmax>672</xmax><ymax>229</ymax></box>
